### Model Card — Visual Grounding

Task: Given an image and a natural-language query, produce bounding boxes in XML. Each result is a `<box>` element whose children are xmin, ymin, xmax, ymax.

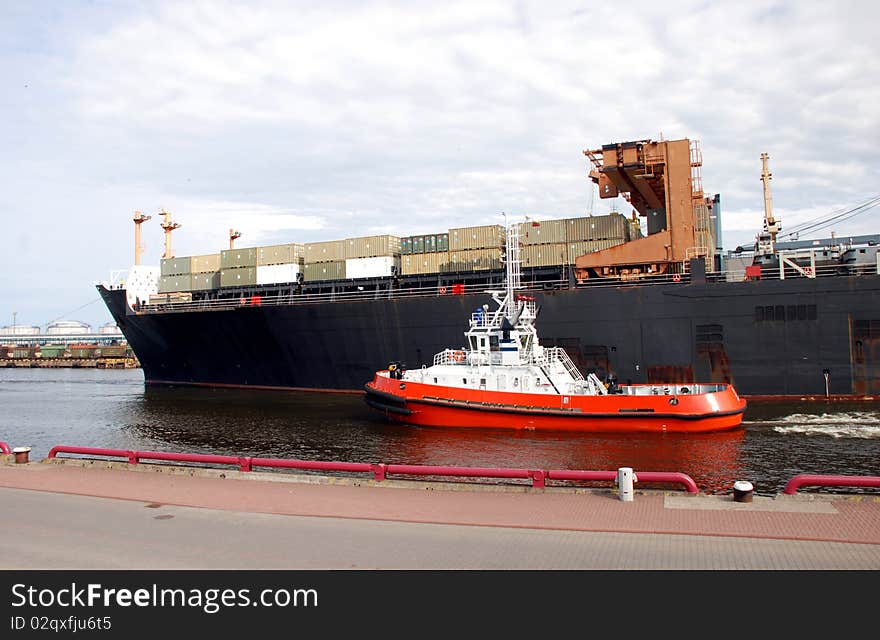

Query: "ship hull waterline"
<box><xmin>365</xmin><ymin>373</ymin><xmax>747</xmax><ymax>433</ymax></box>
<box><xmin>99</xmin><ymin>271</ymin><xmax>880</xmax><ymax>399</ymax></box>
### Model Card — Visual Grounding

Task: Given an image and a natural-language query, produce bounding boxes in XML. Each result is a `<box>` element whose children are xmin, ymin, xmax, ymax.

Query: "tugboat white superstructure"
<box><xmin>365</xmin><ymin>222</ymin><xmax>747</xmax><ymax>433</ymax></box>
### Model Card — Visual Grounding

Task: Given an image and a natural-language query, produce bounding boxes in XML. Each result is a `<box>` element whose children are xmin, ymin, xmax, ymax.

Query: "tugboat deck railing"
<box><xmin>533</xmin><ymin>347</ymin><xmax>584</xmax><ymax>381</ymax></box>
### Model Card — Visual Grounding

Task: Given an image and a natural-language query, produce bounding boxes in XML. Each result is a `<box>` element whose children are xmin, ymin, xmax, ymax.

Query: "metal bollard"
<box><xmin>12</xmin><ymin>447</ymin><xmax>31</xmax><ymax>464</ymax></box>
<box><xmin>733</xmin><ymin>480</ymin><xmax>754</xmax><ymax>502</ymax></box>
<box><xmin>617</xmin><ymin>467</ymin><xmax>637</xmax><ymax>502</ymax></box>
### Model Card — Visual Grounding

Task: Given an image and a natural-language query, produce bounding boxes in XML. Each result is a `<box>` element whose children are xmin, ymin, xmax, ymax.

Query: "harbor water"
<box><xmin>1</xmin><ymin>368</ymin><xmax>878</xmax><ymax>494</ymax></box>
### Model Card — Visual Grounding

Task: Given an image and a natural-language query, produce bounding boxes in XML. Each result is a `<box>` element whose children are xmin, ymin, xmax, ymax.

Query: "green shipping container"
<box><xmin>303</xmin><ymin>261</ymin><xmax>346</xmax><ymax>282</ymax></box>
<box><xmin>221</xmin><ymin>248</ymin><xmax>258</xmax><ymax>269</ymax></box>
<box><xmin>401</xmin><ymin>237</ymin><xmax>412</xmax><ymax>255</ymax></box>
<box><xmin>220</xmin><ymin>267</ymin><xmax>257</xmax><ymax>287</ymax></box>
<box><xmin>160</xmin><ymin>257</ymin><xmax>192</xmax><ymax>276</ymax></box>
<box><xmin>436</xmin><ymin>233</ymin><xmax>449</xmax><ymax>252</ymax></box>
<box><xmin>190</xmin><ymin>272</ymin><xmax>221</xmax><ymax>291</ymax></box>
<box><xmin>39</xmin><ymin>345</ymin><xmax>68</xmax><ymax>358</ymax></box>
<box><xmin>158</xmin><ymin>274</ymin><xmax>193</xmax><ymax>293</ymax></box>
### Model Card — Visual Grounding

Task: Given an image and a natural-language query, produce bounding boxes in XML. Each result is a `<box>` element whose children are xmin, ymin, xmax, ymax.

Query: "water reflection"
<box><xmin>126</xmin><ymin>385</ymin><xmax>748</xmax><ymax>492</ymax></box>
<box><xmin>3</xmin><ymin>368</ymin><xmax>878</xmax><ymax>494</ymax></box>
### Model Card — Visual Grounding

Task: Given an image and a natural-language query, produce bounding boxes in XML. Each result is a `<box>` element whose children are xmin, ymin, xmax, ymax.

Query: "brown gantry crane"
<box><xmin>576</xmin><ymin>138</ymin><xmax>718</xmax><ymax>280</ymax></box>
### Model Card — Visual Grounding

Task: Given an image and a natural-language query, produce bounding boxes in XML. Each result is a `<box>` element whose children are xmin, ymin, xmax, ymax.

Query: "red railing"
<box><xmin>547</xmin><ymin>469</ymin><xmax>700</xmax><ymax>494</ymax></box>
<box><xmin>45</xmin><ymin>445</ymin><xmax>699</xmax><ymax>492</ymax></box>
<box><xmin>783</xmin><ymin>474</ymin><xmax>880</xmax><ymax>495</ymax></box>
<box><xmin>0</xmin><ymin>442</ymin><xmax>10</xmax><ymax>455</ymax></box>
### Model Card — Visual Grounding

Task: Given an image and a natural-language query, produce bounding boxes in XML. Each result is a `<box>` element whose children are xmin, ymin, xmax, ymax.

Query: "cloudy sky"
<box><xmin>2</xmin><ymin>0</ymin><xmax>878</xmax><ymax>329</ymax></box>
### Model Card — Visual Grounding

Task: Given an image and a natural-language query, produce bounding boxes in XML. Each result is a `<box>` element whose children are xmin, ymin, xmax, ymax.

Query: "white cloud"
<box><xmin>3</xmin><ymin>0</ymin><xmax>880</xmax><ymax>328</ymax></box>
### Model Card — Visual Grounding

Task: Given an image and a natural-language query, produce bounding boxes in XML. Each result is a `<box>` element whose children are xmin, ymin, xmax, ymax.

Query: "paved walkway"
<box><xmin>2</xmin><ymin>458</ymin><xmax>879</xmax><ymax>569</ymax></box>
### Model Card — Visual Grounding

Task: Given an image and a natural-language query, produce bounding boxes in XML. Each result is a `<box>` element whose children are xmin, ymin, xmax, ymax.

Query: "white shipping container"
<box><xmin>256</xmin><ymin>263</ymin><xmax>301</xmax><ymax>285</ymax></box>
<box><xmin>345</xmin><ymin>256</ymin><xmax>399</xmax><ymax>279</ymax></box>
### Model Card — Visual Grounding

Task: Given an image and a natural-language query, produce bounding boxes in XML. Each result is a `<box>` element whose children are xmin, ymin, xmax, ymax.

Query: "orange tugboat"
<box><xmin>364</xmin><ymin>223</ymin><xmax>746</xmax><ymax>433</ymax></box>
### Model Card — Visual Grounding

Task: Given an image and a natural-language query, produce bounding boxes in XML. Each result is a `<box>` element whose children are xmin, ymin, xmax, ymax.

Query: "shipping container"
<box><xmin>190</xmin><ymin>253</ymin><xmax>221</xmax><ymax>273</ymax></box>
<box><xmin>520</xmin><ymin>219</ymin><xmax>567</xmax><ymax>245</ymax></box>
<box><xmin>220</xmin><ymin>267</ymin><xmax>257</xmax><ymax>287</ymax></box>
<box><xmin>401</xmin><ymin>237</ymin><xmax>412</xmax><ymax>255</ymax></box>
<box><xmin>401</xmin><ymin>252</ymin><xmax>447</xmax><ymax>275</ymax></box>
<box><xmin>304</xmin><ymin>240</ymin><xmax>345</xmax><ymax>263</ymax></box>
<box><xmin>100</xmin><ymin>345</ymin><xmax>127</xmax><ymax>357</ymax></box>
<box><xmin>436</xmin><ymin>233</ymin><xmax>449</xmax><ymax>252</ymax></box>
<box><xmin>566</xmin><ymin>239</ymin><xmax>626</xmax><ymax>261</ymax></box>
<box><xmin>303</xmin><ymin>261</ymin><xmax>346</xmax><ymax>282</ymax></box>
<box><xmin>256</xmin><ymin>263</ymin><xmax>301</xmax><ymax>285</ymax></box>
<box><xmin>446</xmin><ymin>248</ymin><xmax>503</xmax><ymax>272</ymax></box>
<box><xmin>522</xmin><ymin>243</ymin><xmax>568</xmax><ymax>267</ymax></box>
<box><xmin>257</xmin><ymin>243</ymin><xmax>304</xmax><ymax>266</ymax></box>
<box><xmin>345</xmin><ymin>256</ymin><xmax>399</xmax><ymax>279</ymax></box>
<box><xmin>411</xmin><ymin>236</ymin><xmax>425</xmax><ymax>254</ymax></box>
<box><xmin>448</xmin><ymin>225</ymin><xmax>505</xmax><ymax>251</ymax></box>
<box><xmin>160</xmin><ymin>256</ymin><xmax>192</xmax><ymax>276</ymax></box>
<box><xmin>220</xmin><ymin>248</ymin><xmax>258</xmax><ymax>269</ymax></box>
<box><xmin>158</xmin><ymin>274</ymin><xmax>193</xmax><ymax>293</ymax></box>
<box><xmin>38</xmin><ymin>345</ymin><xmax>69</xmax><ymax>358</ymax></box>
<box><xmin>68</xmin><ymin>345</ymin><xmax>98</xmax><ymax>358</ymax></box>
<box><xmin>564</xmin><ymin>213</ymin><xmax>628</xmax><ymax>242</ymax></box>
<box><xmin>190</xmin><ymin>272</ymin><xmax>221</xmax><ymax>291</ymax></box>
<box><xmin>344</xmin><ymin>235</ymin><xmax>401</xmax><ymax>259</ymax></box>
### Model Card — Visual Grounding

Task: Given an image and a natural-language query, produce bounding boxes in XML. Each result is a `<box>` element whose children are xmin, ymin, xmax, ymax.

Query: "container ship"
<box><xmin>98</xmin><ymin>138</ymin><xmax>880</xmax><ymax>398</ymax></box>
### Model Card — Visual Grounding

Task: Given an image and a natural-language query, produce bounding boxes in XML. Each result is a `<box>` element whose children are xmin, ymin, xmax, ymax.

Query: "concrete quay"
<box><xmin>1</xmin><ymin>456</ymin><xmax>878</xmax><ymax>570</ymax></box>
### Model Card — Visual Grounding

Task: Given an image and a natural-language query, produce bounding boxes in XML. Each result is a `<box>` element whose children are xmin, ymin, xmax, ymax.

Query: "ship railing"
<box><xmin>533</xmin><ymin>347</ymin><xmax>584</xmax><ymax>381</ymax></box>
<box><xmin>433</xmin><ymin>349</ymin><xmax>469</xmax><ymax>366</ymax></box>
<box><xmin>133</xmin><ymin>259</ymin><xmax>879</xmax><ymax>316</ymax></box>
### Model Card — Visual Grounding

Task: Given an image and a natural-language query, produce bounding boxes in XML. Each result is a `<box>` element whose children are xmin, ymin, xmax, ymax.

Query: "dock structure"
<box><xmin>1</xmin><ymin>452</ymin><xmax>878</xmax><ymax>570</ymax></box>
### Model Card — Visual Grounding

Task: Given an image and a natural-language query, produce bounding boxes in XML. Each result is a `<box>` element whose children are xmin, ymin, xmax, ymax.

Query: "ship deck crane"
<box><xmin>158</xmin><ymin>209</ymin><xmax>181</xmax><ymax>259</ymax></box>
<box><xmin>132</xmin><ymin>211</ymin><xmax>152</xmax><ymax>265</ymax></box>
<box><xmin>756</xmin><ymin>152</ymin><xmax>781</xmax><ymax>255</ymax></box>
<box><xmin>229</xmin><ymin>228</ymin><xmax>241</xmax><ymax>249</ymax></box>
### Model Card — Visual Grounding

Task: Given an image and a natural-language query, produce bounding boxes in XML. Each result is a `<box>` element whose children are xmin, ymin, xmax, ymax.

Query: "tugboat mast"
<box><xmin>502</xmin><ymin>215</ymin><xmax>523</xmax><ymax>320</ymax></box>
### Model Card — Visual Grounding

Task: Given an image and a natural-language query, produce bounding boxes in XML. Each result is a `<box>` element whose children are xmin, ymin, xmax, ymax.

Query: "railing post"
<box><xmin>529</xmin><ymin>470</ymin><xmax>546</xmax><ymax>489</ymax></box>
<box><xmin>128</xmin><ymin>450</ymin><xmax>139</xmax><ymax>465</ymax></box>
<box><xmin>372</xmin><ymin>463</ymin><xmax>387</xmax><ymax>481</ymax></box>
<box><xmin>239</xmin><ymin>457</ymin><xmax>252</xmax><ymax>472</ymax></box>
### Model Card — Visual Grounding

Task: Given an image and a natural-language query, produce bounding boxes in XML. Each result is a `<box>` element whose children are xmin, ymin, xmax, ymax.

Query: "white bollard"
<box><xmin>617</xmin><ymin>467</ymin><xmax>637</xmax><ymax>502</ymax></box>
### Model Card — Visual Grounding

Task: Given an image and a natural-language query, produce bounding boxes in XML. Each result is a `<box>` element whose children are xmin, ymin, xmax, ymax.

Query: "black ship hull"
<box><xmin>99</xmin><ymin>274</ymin><xmax>880</xmax><ymax>397</ymax></box>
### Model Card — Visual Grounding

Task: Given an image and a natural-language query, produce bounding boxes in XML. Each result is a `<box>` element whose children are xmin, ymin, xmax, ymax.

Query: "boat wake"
<box><xmin>749</xmin><ymin>412</ymin><xmax>880</xmax><ymax>438</ymax></box>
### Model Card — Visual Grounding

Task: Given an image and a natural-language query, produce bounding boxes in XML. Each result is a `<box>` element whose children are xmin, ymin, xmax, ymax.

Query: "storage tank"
<box><xmin>0</xmin><ymin>325</ymin><xmax>40</xmax><ymax>336</ymax></box>
<box><xmin>99</xmin><ymin>323</ymin><xmax>123</xmax><ymax>335</ymax></box>
<box><xmin>46</xmin><ymin>320</ymin><xmax>91</xmax><ymax>335</ymax></box>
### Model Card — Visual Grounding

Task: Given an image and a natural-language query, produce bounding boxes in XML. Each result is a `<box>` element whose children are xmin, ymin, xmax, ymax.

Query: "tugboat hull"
<box><xmin>365</xmin><ymin>373</ymin><xmax>746</xmax><ymax>433</ymax></box>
